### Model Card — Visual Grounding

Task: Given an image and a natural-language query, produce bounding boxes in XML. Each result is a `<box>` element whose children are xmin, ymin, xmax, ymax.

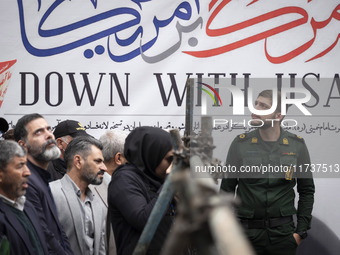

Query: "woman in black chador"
<box><xmin>108</xmin><ymin>126</ymin><xmax>174</xmax><ymax>255</ymax></box>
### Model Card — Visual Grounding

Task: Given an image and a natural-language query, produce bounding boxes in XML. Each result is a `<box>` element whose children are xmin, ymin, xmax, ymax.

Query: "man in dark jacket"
<box><xmin>14</xmin><ymin>113</ymin><xmax>73</xmax><ymax>255</ymax></box>
<box><xmin>108</xmin><ymin>127</ymin><xmax>174</xmax><ymax>255</ymax></box>
<box><xmin>0</xmin><ymin>140</ymin><xmax>49</xmax><ymax>255</ymax></box>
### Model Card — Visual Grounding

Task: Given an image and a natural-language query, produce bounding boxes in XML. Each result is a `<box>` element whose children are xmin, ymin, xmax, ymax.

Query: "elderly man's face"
<box><xmin>0</xmin><ymin>156</ymin><xmax>31</xmax><ymax>201</ymax></box>
<box><xmin>24</xmin><ymin>118</ymin><xmax>60</xmax><ymax>161</ymax></box>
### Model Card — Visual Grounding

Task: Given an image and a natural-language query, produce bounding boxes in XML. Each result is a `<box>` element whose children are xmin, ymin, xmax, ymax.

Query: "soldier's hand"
<box><xmin>293</xmin><ymin>233</ymin><xmax>302</xmax><ymax>246</ymax></box>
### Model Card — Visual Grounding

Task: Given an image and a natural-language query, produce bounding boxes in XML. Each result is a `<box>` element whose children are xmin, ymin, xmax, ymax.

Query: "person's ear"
<box><xmin>56</xmin><ymin>138</ymin><xmax>64</xmax><ymax>150</ymax></box>
<box><xmin>74</xmin><ymin>155</ymin><xmax>83</xmax><ymax>170</ymax></box>
<box><xmin>276</xmin><ymin>112</ymin><xmax>284</xmax><ymax>121</ymax></box>
<box><xmin>18</xmin><ymin>140</ymin><xmax>27</xmax><ymax>151</ymax></box>
<box><xmin>114</xmin><ymin>152</ymin><xmax>124</xmax><ymax>165</ymax></box>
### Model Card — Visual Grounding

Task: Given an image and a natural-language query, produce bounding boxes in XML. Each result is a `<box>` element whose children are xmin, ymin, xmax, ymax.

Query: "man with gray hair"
<box><xmin>91</xmin><ymin>130</ymin><xmax>128</xmax><ymax>255</ymax></box>
<box><xmin>14</xmin><ymin>113</ymin><xmax>73</xmax><ymax>255</ymax></box>
<box><xmin>99</xmin><ymin>129</ymin><xmax>128</xmax><ymax>180</ymax></box>
<box><xmin>0</xmin><ymin>140</ymin><xmax>49</xmax><ymax>255</ymax></box>
<box><xmin>50</xmin><ymin>136</ymin><xmax>107</xmax><ymax>255</ymax></box>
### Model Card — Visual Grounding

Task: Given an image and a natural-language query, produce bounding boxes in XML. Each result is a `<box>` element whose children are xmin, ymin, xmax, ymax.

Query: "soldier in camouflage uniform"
<box><xmin>221</xmin><ymin>90</ymin><xmax>315</xmax><ymax>255</ymax></box>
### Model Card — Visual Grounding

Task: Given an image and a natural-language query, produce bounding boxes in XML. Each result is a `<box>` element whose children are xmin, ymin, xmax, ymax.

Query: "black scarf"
<box><xmin>123</xmin><ymin>126</ymin><xmax>172</xmax><ymax>188</ymax></box>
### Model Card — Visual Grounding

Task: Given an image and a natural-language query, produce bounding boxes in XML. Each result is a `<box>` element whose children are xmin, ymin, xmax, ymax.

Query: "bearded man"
<box><xmin>14</xmin><ymin>113</ymin><xmax>73</xmax><ymax>255</ymax></box>
<box><xmin>50</xmin><ymin>136</ymin><xmax>107</xmax><ymax>255</ymax></box>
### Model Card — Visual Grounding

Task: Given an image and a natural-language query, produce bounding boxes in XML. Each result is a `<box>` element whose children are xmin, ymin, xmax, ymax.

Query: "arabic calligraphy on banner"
<box><xmin>185</xmin><ymin>0</ymin><xmax>340</xmax><ymax>63</ymax></box>
<box><xmin>17</xmin><ymin>0</ymin><xmax>201</xmax><ymax>62</ymax></box>
<box><xmin>17</xmin><ymin>0</ymin><xmax>340</xmax><ymax>63</ymax></box>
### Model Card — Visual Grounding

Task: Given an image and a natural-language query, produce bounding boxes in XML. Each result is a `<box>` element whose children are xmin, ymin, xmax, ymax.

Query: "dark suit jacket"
<box><xmin>26</xmin><ymin>161</ymin><xmax>73</xmax><ymax>255</ymax></box>
<box><xmin>0</xmin><ymin>199</ymin><xmax>49</xmax><ymax>255</ymax></box>
<box><xmin>47</xmin><ymin>158</ymin><xmax>66</xmax><ymax>181</ymax></box>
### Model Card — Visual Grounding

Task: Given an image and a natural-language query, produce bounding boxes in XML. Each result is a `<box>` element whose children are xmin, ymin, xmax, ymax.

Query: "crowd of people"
<box><xmin>0</xmin><ymin>114</ymin><xmax>176</xmax><ymax>255</ymax></box>
<box><xmin>0</xmin><ymin>89</ymin><xmax>315</xmax><ymax>255</ymax></box>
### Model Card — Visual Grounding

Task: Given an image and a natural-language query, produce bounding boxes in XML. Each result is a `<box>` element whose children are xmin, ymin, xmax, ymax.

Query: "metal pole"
<box><xmin>209</xmin><ymin>204</ymin><xmax>255</xmax><ymax>255</ymax></box>
<box><xmin>184</xmin><ymin>78</ymin><xmax>194</xmax><ymax>147</ymax></box>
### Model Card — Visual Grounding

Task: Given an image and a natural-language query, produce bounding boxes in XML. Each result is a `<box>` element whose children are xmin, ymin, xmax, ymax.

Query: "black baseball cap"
<box><xmin>53</xmin><ymin>120</ymin><xmax>89</xmax><ymax>139</ymax></box>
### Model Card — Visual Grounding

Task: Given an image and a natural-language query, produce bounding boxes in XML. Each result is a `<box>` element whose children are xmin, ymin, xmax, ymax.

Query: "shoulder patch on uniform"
<box><xmin>287</xmin><ymin>133</ymin><xmax>305</xmax><ymax>142</ymax></box>
<box><xmin>236</xmin><ymin>132</ymin><xmax>256</xmax><ymax>142</ymax></box>
<box><xmin>235</xmin><ymin>133</ymin><xmax>248</xmax><ymax>142</ymax></box>
<box><xmin>294</xmin><ymin>135</ymin><xmax>305</xmax><ymax>142</ymax></box>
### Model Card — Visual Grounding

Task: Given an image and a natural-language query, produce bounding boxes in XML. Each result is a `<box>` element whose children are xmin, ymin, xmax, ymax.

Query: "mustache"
<box><xmin>43</xmin><ymin>139</ymin><xmax>57</xmax><ymax>149</ymax></box>
<box><xmin>21</xmin><ymin>178</ymin><xmax>29</xmax><ymax>186</ymax></box>
<box><xmin>96</xmin><ymin>169</ymin><xmax>106</xmax><ymax>176</ymax></box>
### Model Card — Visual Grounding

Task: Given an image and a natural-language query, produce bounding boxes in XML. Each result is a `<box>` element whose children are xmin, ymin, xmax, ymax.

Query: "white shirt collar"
<box><xmin>0</xmin><ymin>194</ymin><xmax>26</xmax><ymax>211</ymax></box>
